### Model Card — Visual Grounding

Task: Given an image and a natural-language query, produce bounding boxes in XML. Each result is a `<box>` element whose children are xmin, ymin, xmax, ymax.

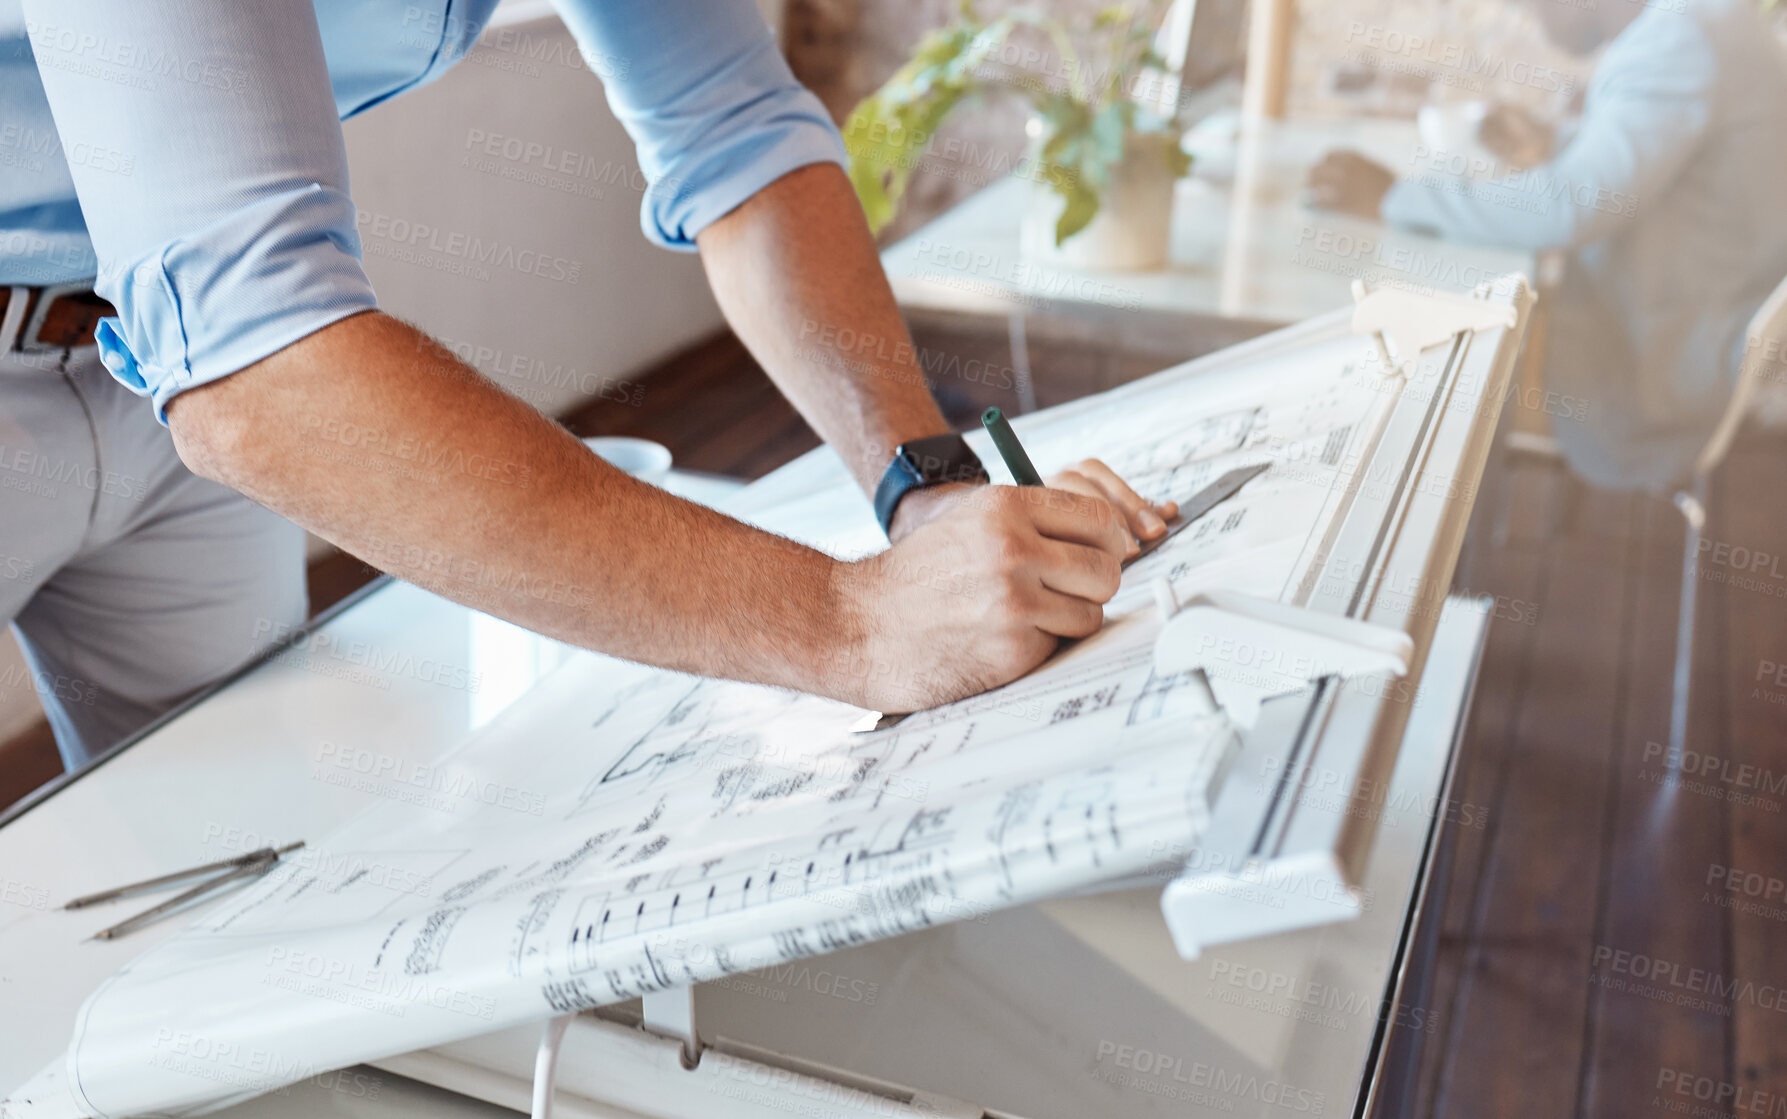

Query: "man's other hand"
<box><xmin>1478</xmin><ymin>103</ymin><xmax>1554</xmax><ymax>170</ymax></box>
<box><xmin>1307</xmin><ymin>151</ymin><xmax>1396</xmax><ymax>219</ymax></box>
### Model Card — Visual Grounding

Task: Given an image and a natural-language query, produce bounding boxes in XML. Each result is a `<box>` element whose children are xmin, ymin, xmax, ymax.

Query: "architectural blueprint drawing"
<box><xmin>43</xmin><ymin>331</ymin><xmax>1394</xmax><ymax>1117</ymax></box>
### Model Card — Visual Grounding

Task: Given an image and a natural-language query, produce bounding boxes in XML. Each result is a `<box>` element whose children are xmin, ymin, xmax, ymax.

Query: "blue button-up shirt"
<box><xmin>1</xmin><ymin>0</ymin><xmax>844</xmax><ymax>419</ymax></box>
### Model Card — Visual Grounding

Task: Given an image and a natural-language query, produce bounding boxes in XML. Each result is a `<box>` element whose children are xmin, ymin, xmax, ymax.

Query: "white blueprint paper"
<box><xmin>52</xmin><ymin>334</ymin><xmax>1388</xmax><ymax>1117</ymax></box>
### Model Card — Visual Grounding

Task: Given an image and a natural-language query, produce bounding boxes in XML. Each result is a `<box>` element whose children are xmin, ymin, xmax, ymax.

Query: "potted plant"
<box><xmin>843</xmin><ymin>1</ymin><xmax>1192</xmax><ymax>271</ymax></box>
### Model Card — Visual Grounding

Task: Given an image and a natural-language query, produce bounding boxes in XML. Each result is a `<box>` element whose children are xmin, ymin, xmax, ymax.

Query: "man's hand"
<box><xmin>1478</xmin><ymin>103</ymin><xmax>1554</xmax><ymax>170</ymax></box>
<box><xmin>1307</xmin><ymin>151</ymin><xmax>1396</xmax><ymax>219</ymax></box>
<box><xmin>889</xmin><ymin>459</ymin><xmax>1178</xmax><ymax>553</ymax></box>
<box><xmin>834</xmin><ymin>483</ymin><xmax>1135</xmax><ymax>711</ymax></box>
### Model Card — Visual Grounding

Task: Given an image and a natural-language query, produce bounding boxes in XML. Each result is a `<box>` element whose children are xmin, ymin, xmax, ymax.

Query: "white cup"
<box><xmin>581</xmin><ymin>436</ymin><xmax>673</xmax><ymax>485</ymax></box>
<box><xmin>1416</xmin><ymin>101</ymin><xmax>1495</xmax><ymax>172</ymax></box>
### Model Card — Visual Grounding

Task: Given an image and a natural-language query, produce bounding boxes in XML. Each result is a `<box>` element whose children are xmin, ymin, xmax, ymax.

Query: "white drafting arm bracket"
<box><xmin>1151</xmin><ymin>583</ymin><xmax>1412</xmax><ymax>730</ymax></box>
<box><xmin>1350</xmin><ymin>279</ymin><xmax>1518</xmax><ymax>376</ymax></box>
<box><xmin>1144</xmin><ymin>280</ymin><xmax>1515</xmax><ymax>725</ymax></box>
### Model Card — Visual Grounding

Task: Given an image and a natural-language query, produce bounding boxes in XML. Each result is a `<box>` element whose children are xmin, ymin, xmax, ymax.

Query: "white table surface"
<box><xmin>880</xmin><ymin>116</ymin><xmax>1535</xmax><ymax>327</ymax></box>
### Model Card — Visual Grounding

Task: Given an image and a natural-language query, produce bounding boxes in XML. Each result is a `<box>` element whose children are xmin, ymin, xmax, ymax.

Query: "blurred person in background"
<box><xmin>1306</xmin><ymin>0</ymin><xmax>1787</xmax><ymax>490</ymax></box>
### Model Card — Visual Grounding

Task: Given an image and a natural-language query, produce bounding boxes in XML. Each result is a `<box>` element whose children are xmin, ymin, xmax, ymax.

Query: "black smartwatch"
<box><xmin>873</xmin><ymin>433</ymin><xmax>988</xmax><ymax>536</ymax></box>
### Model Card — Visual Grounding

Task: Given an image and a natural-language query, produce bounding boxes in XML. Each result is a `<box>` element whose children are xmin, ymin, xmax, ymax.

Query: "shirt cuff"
<box><xmin>92</xmin><ymin>183</ymin><xmax>378</xmax><ymax>424</ymax></box>
<box><xmin>640</xmin><ymin>89</ymin><xmax>846</xmax><ymax>252</ymax></box>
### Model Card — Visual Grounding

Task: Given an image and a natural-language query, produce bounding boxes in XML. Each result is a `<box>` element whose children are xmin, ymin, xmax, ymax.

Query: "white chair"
<box><xmin>1666</xmin><ymin>273</ymin><xmax>1787</xmax><ymax>762</ymax></box>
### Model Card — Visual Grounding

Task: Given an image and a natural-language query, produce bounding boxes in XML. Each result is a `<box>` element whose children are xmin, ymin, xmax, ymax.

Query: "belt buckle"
<box><xmin>19</xmin><ymin>280</ymin><xmax>99</xmax><ymax>354</ymax></box>
<box><xmin>0</xmin><ymin>285</ymin><xmax>29</xmax><ymax>353</ymax></box>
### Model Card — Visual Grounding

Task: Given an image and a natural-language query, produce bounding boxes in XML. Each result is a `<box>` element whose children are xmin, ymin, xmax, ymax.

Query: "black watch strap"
<box><xmin>874</xmin><ymin>433</ymin><xmax>988</xmax><ymax>536</ymax></box>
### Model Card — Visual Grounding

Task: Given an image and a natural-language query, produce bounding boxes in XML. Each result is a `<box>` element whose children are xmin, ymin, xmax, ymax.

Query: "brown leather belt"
<box><xmin>0</xmin><ymin>283</ymin><xmax>116</xmax><ymax>353</ymax></box>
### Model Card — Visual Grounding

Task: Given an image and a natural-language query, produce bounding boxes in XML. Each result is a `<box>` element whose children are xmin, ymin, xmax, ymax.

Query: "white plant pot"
<box><xmin>1020</xmin><ymin>133</ymin><xmax>1179</xmax><ymax>273</ymax></box>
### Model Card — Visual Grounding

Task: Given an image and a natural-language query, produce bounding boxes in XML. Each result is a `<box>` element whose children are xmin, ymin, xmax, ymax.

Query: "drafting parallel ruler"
<box><xmin>1125</xmin><ymin>461</ymin><xmax>1270</xmax><ymax>568</ymax></box>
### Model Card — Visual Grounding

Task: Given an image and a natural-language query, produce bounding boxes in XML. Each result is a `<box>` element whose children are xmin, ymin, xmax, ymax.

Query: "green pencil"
<box><xmin>980</xmin><ymin>407</ymin><xmax>1044</xmax><ymax>486</ymax></box>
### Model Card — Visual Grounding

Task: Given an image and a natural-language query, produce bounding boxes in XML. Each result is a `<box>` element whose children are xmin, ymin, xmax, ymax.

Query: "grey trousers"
<box><xmin>0</xmin><ymin>346</ymin><xmax>306</xmax><ymax>770</ymax></box>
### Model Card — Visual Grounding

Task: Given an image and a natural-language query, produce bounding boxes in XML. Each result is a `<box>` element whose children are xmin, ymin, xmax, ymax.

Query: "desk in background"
<box><xmin>879</xmin><ymin>116</ymin><xmax>1536</xmax><ymax>410</ymax></box>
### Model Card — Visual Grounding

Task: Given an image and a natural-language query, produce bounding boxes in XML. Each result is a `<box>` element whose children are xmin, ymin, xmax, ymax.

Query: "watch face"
<box><xmin>902</xmin><ymin>434</ymin><xmax>984</xmax><ymax>485</ymax></box>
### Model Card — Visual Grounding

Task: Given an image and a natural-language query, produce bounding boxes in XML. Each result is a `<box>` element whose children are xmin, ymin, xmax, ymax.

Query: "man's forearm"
<box><xmin>167</xmin><ymin>311</ymin><xmax>858</xmax><ymax>696</ymax></box>
<box><xmin>697</xmin><ymin>163</ymin><xmax>949</xmax><ymax>497</ymax></box>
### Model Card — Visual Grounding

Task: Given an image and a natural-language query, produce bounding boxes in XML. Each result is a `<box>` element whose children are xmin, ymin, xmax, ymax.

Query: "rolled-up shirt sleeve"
<box><xmin>549</xmin><ymin>0</ymin><xmax>845</xmax><ymax>250</ymax></box>
<box><xmin>23</xmin><ymin>0</ymin><xmax>376</xmax><ymax>421</ymax></box>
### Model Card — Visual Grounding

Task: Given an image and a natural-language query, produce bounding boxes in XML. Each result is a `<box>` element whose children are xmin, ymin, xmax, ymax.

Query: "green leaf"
<box><xmin>843</xmin><ymin>12</ymin><xmax>1019</xmax><ymax>235</ymax></box>
<box><xmin>843</xmin><ymin>0</ymin><xmax>1190</xmax><ymax>237</ymax></box>
<box><xmin>1054</xmin><ymin>176</ymin><xmax>1101</xmax><ymax>245</ymax></box>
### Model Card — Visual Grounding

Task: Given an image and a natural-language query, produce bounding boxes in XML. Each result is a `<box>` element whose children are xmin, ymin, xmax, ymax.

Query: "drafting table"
<box><xmin>878</xmin><ymin>117</ymin><xmax>1535</xmax><ymax>360</ymax></box>
<box><xmin>0</xmin><ymin>280</ymin><xmax>1528</xmax><ymax>1117</ymax></box>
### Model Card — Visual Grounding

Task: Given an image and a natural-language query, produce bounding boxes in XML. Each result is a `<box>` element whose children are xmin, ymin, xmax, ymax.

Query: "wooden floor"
<box><xmin>5</xmin><ymin>326</ymin><xmax>1786</xmax><ymax>1116</ymax></box>
<box><xmin>1412</xmin><ymin>433</ymin><xmax>1787</xmax><ymax>1117</ymax></box>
